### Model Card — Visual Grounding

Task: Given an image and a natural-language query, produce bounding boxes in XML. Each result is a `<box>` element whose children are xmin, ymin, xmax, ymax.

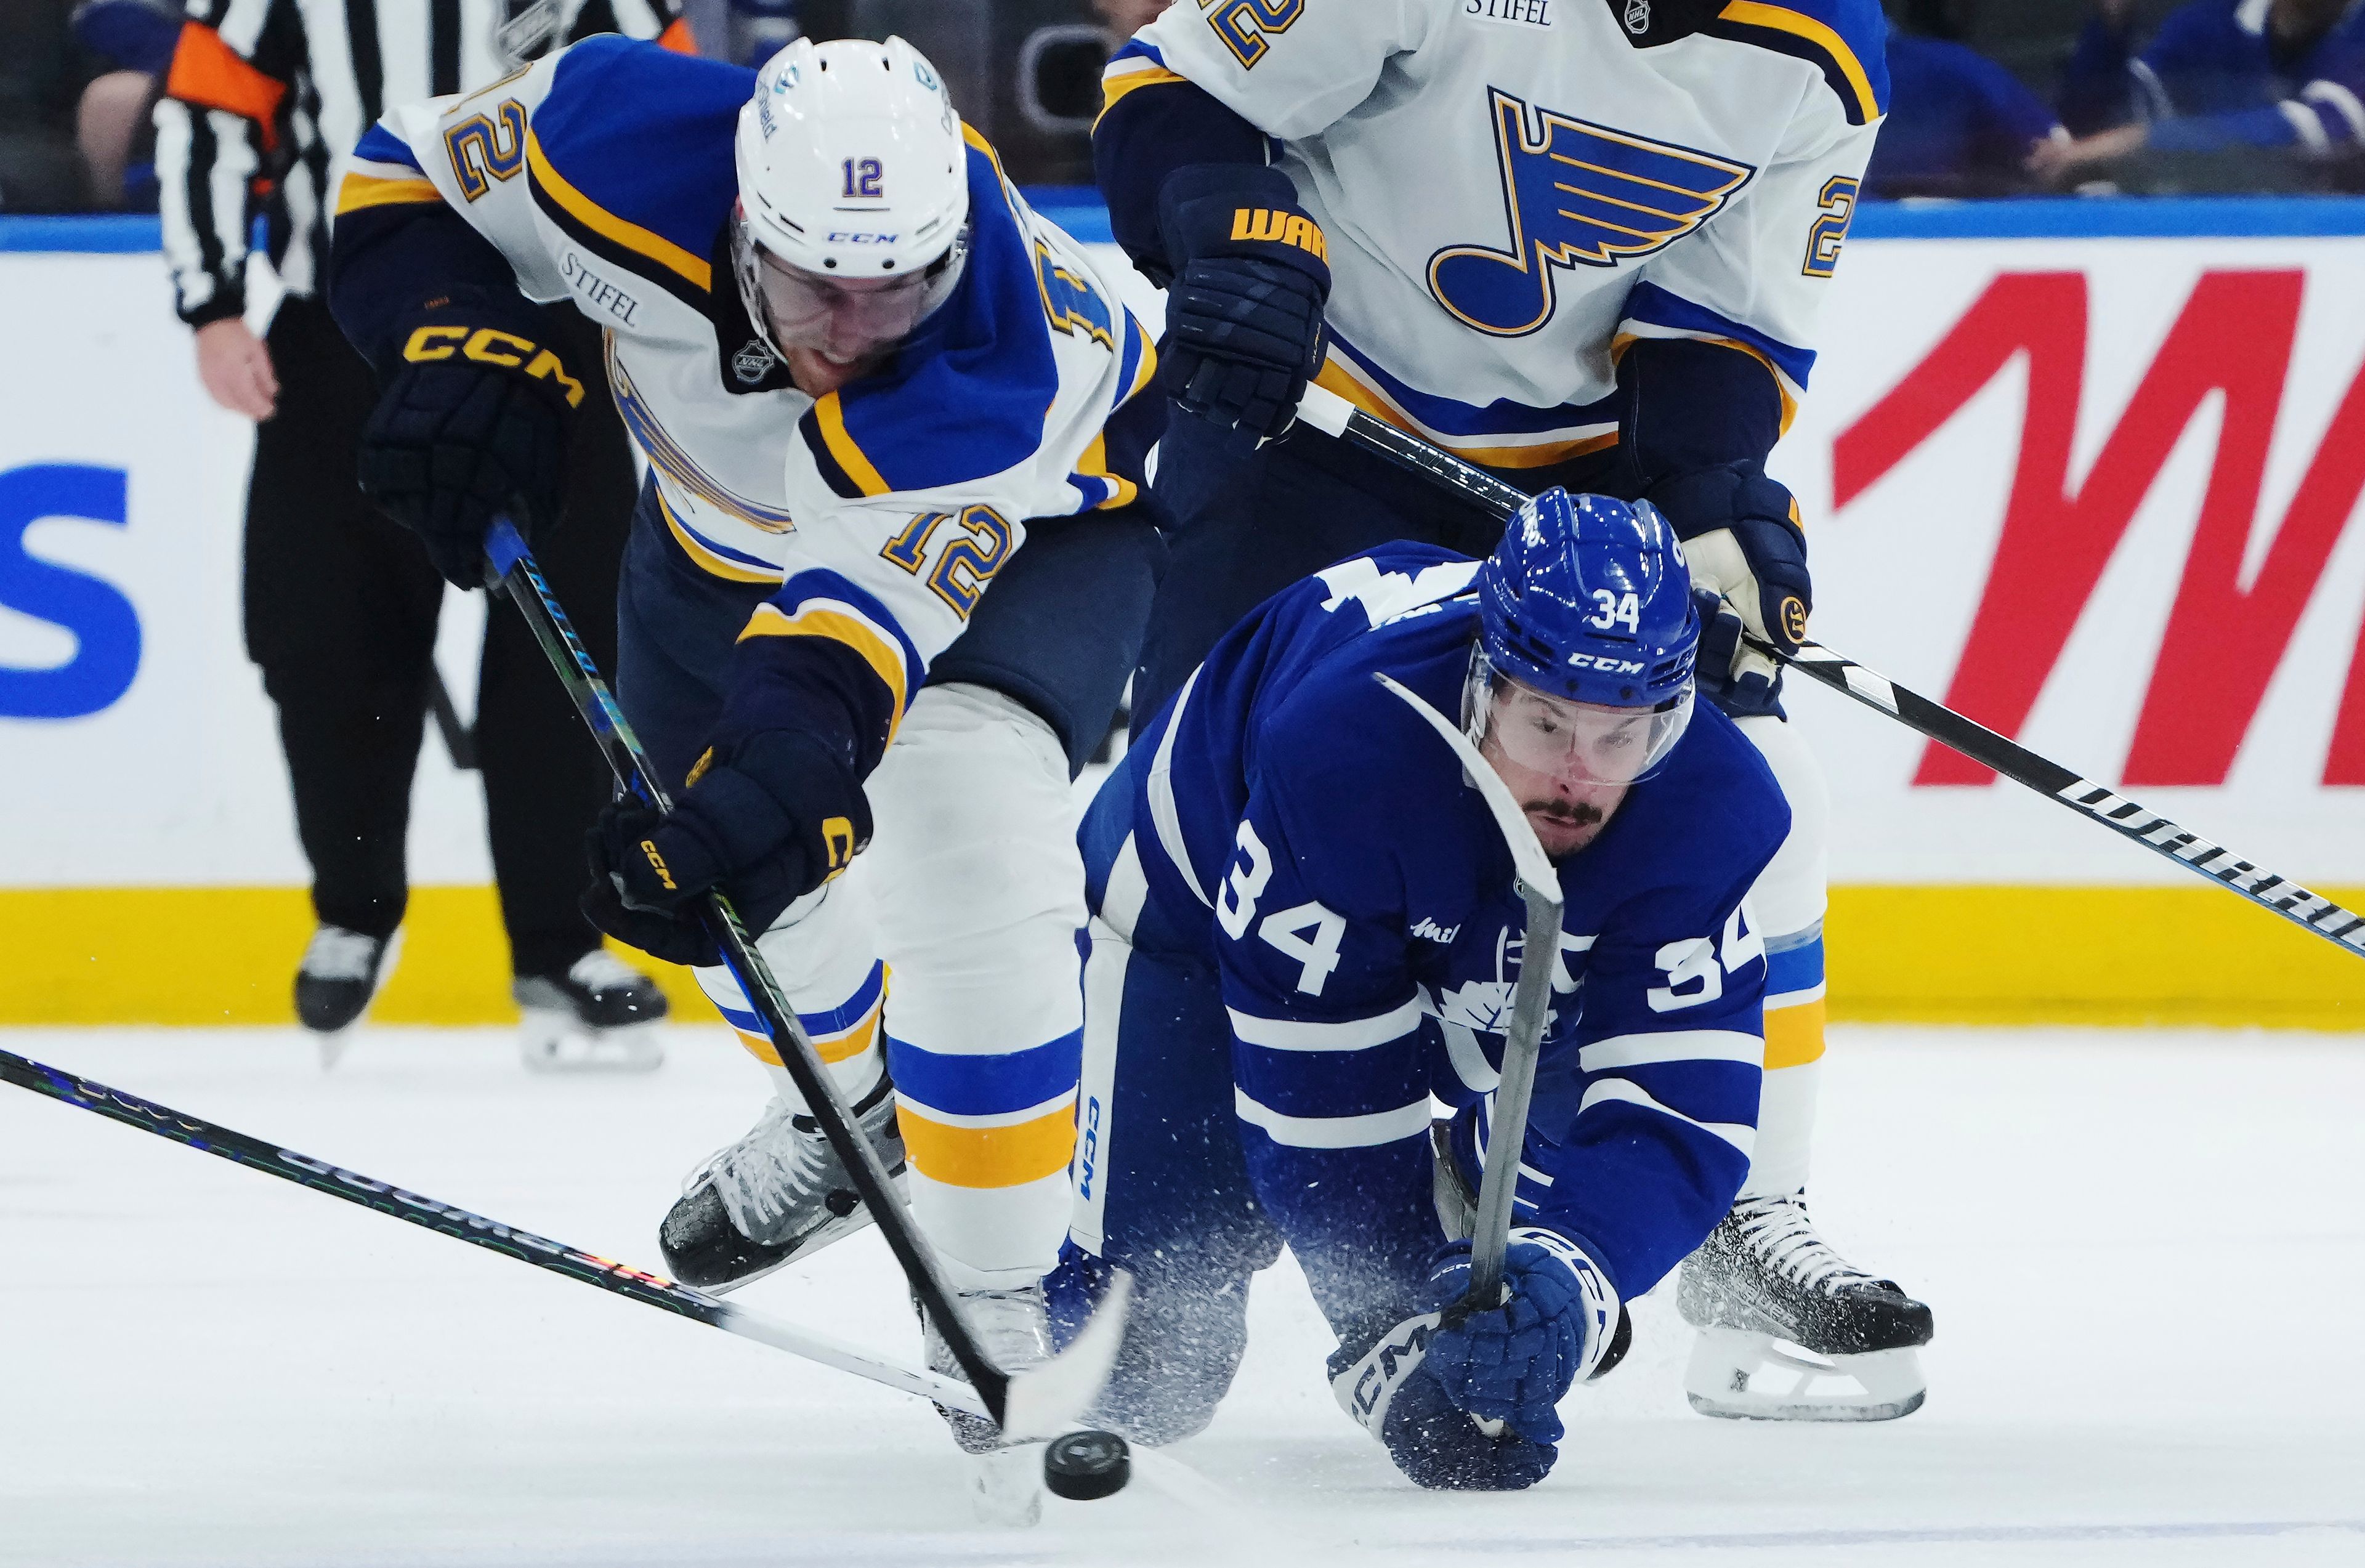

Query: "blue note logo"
<box><xmin>0</xmin><ymin>464</ymin><xmax>139</xmax><ymax>720</ymax></box>
<box><xmin>1428</xmin><ymin>89</ymin><xmax>1755</xmax><ymax>337</ymax></box>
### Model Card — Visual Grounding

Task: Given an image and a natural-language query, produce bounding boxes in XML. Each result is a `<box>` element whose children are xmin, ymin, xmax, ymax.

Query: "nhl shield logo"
<box><xmin>1623</xmin><ymin>0</ymin><xmax>1650</xmax><ymax>32</ymax></box>
<box><xmin>732</xmin><ymin>340</ymin><xmax>775</xmax><ymax>386</ymax></box>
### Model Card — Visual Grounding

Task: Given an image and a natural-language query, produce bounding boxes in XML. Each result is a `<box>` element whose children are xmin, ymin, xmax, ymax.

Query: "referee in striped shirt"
<box><xmin>154</xmin><ymin>0</ymin><xmax>693</xmax><ymax>1065</ymax></box>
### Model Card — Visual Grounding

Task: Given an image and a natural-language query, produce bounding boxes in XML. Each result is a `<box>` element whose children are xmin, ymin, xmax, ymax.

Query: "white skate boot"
<box><xmin>513</xmin><ymin>949</ymin><xmax>668</xmax><ymax>1073</ymax></box>
<box><xmin>296</xmin><ymin>925</ymin><xmax>401</xmax><ymax>1070</ymax></box>
<box><xmin>1678</xmin><ymin>1190</ymin><xmax>1933</xmax><ymax>1421</ymax></box>
<box><xmin>657</xmin><ymin>1077</ymin><xmax>905</xmax><ymax>1291</ymax></box>
<box><xmin>921</xmin><ymin>1283</ymin><xmax>1054</xmax><ymax>1526</ymax></box>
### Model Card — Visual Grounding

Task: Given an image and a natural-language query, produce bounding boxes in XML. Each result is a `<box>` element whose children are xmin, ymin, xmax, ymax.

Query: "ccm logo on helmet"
<box><xmin>1567</xmin><ymin>652</ymin><xmax>1647</xmax><ymax>674</ymax></box>
<box><xmin>827</xmin><ymin>232</ymin><xmax>900</xmax><ymax>244</ymax></box>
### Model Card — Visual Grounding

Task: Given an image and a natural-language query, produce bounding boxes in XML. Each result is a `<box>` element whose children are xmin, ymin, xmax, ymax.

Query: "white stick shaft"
<box><xmin>713</xmin><ymin>1301</ymin><xmax>990</xmax><ymax>1417</ymax></box>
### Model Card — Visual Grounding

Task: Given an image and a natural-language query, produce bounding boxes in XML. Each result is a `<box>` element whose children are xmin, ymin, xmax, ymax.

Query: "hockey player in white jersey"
<box><xmin>326</xmin><ymin>34</ymin><xmax>1165</xmax><ymax>1444</ymax></box>
<box><xmin>1094</xmin><ymin>0</ymin><xmax>1930</xmax><ymax>1417</ymax></box>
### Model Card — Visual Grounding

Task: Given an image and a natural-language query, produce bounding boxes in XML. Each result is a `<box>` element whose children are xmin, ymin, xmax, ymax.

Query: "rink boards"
<box><xmin>2</xmin><ymin>201</ymin><xmax>2363</xmax><ymax>1027</ymax></box>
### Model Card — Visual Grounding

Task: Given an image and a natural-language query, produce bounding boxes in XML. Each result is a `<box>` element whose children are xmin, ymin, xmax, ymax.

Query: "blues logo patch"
<box><xmin>1428</xmin><ymin>89</ymin><xmax>1755</xmax><ymax>337</ymax></box>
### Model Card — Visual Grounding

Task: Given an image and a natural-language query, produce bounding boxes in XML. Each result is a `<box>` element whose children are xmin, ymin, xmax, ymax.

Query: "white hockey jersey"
<box><xmin>1106</xmin><ymin>0</ymin><xmax>1886</xmax><ymax>469</ymax></box>
<box><xmin>341</xmin><ymin>37</ymin><xmax>1155</xmax><ymax>724</ymax></box>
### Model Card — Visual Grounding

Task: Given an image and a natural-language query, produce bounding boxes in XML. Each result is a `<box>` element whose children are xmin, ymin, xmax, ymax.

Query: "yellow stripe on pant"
<box><xmin>893</xmin><ymin>1096</ymin><xmax>1079</xmax><ymax>1189</ymax></box>
<box><xmin>1764</xmin><ymin>995</ymin><xmax>1827</xmax><ymax>1070</ymax></box>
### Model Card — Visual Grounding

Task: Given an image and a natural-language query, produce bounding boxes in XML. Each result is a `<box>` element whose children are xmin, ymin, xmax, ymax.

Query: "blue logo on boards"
<box><xmin>0</xmin><ymin>464</ymin><xmax>139</xmax><ymax>719</ymax></box>
<box><xmin>1427</xmin><ymin>89</ymin><xmax>1756</xmax><ymax>337</ymax></box>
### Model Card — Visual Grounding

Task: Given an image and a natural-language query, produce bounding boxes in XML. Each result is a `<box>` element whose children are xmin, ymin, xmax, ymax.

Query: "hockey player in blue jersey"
<box><xmin>1053</xmin><ymin>489</ymin><xmax>1793</xmax><ymax>1487</ymax></box>
<box><xmin>2037</xmin><ymin>0</ymin><xmax>2365</xmax><ymax>186</ymax></box>
<box><xmin>325</xmin><ymin>34</ymin><xmax>1165</xmax><ymax>1449</ymax></box>
<box><xmin>1093</xmin><ymin>0</ymin><xmax>1931</xmax><ymax>1420</ymax></box>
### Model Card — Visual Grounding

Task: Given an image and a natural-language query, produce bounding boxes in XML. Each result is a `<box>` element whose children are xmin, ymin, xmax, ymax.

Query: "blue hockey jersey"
<box><xmin>2061</xmin><ymin>0</ymin><xmax>2365</xmax><ymax>155</ymax></box>
<box><xmin>1083</xmin><ymin>544</ymin><xmax>1791</xmax><ymax>1306</ymax></box>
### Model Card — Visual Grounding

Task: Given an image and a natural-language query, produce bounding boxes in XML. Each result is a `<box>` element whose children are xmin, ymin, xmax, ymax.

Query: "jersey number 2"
<box><xmin>1802</xmin><ymin>177</ymin><xmax>1858</xmax><ymax>280</ymax></box>
<box><xmin>1202</xmin><ymin>0</ymin><xmax>1306</xmax><ymax>70</ymax></box>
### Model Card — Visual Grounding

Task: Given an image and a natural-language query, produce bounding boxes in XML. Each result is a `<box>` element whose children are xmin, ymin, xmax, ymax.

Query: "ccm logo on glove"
<box><xmin>1229</xmin><ymin>207</ymin><xmax>1327</xmax><ymax>262</ymax></box>
<box><xmin>401</xmin><ymin>325</ymin><xmax>586</xmax><ymax>408</ymax></box>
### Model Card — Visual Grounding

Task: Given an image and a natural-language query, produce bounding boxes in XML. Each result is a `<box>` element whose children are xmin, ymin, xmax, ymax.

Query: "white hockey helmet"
<box><xmin>731</xmin><ymin>36</ymin><xmax>971</xmax><ymax>364</ymax></box>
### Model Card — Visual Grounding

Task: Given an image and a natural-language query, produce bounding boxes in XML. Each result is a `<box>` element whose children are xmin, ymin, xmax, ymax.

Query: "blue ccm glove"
<box><xmin>1420</xmin><ymin>1230</ymin><xmax>1622</xmax><ymax>1447</ymax></box>
<box><xmin>581</xmin><ymin>731</ymin><xmax>869</xmax><ymax>967</ymax></box>
<box><xmin>1649</xmin><ymin>464</ymin><xmax>1811</xmax><ymax>717</ymax></box>
<box><xmin>1329</xmin><ymin>1308</ymin><xmax>1556</xmax><ymax>1491</ymax></box>
<box><xmin>1155</xmin><ymin>163</ymin><xmax>1331</xmax><ymax>445</ymax></box>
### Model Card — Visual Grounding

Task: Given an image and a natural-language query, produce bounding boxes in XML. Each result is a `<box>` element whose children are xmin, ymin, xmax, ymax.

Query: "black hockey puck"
<box><xmin>1042</xmin><ymin>1428</ymin><xmax>1130</xmax><ymax>1501</ymax></box>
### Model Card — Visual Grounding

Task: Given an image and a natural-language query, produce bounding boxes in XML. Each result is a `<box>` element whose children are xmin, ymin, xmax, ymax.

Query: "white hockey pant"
<box><xmin>694</xmin><ymin>684</ymin><xmax>1086</xmax><ymax>1291</ymax></box>
<box><xmin>1734</xmin><ymin>713</ymin><xmax>1830</xmax><ymax>1200</ymax></box>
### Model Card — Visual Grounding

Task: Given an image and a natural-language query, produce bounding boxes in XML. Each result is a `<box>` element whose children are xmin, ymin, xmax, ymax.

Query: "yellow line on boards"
<box><xmin>0</xmin><ymin>886</ymin><xmax>718</xmax><ymax>1027</ymax></box>
<box><xmin>1825</xmin><ymin>885</ymin><xmax>2365</xmax><ymax>1029</ymax></box>
<box><xmin>1</xmin><ymin>884</ymin><xmax>2359</xmax><ymax>1030</ymax></box>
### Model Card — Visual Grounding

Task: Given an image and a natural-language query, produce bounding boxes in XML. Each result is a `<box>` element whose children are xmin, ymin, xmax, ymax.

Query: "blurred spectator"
<box><xmin>1093</xmin><ymin>0</ymin><xmax>1170</xmax><ymax>44</ymax></box>
<box><xmin>1870</xmin><ymin>0</ymin><xmax>2068</xmax><ymax>196</ymax></box>
<box><xmin>69</xmin><ymin>0</ymin><xmax>176</xmax><ymax>208</ymax></box>
<box><xmin>2037</xmin><ymin>0</ymin><xmax>2365</xmax><ymax>186</ymax></box>
<box><xmin>1</xmin><ymin>0</ymin><xmax>100</xmax><ymax>209</ymax></box>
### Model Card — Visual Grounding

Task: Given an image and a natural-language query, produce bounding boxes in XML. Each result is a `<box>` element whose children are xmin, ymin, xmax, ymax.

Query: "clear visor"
<box><xmin>755</xmin><ymin>251</ymin><xmax>933</xmax><ymax>359</ymax></box>
<box><xmin>732</xmin><ymin>214</ymin><xmax>958</xmax><ymax>363</ymax></box>
<box><xmin>1463</xmin><ymin>648</ymin><xmax>1694</xmax><ymax>786</ymax></box>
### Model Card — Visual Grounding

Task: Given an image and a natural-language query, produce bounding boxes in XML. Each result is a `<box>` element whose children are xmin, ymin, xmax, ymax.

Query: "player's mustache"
<box><xmin>1523</xmin><ymin>798</ymin><xmax>1606</xmax><ymax>826</ymax></box>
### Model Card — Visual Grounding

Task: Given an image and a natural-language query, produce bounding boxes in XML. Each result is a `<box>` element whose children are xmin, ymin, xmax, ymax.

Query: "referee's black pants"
<box><xmin>241</xmin><ymin>296</ymin><xmax>634</xmax><ymax>982</ymax></box>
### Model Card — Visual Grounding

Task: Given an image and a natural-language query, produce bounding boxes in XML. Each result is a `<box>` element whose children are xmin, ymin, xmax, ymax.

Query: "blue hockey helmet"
<box><xmin>1467</xmin><ymin>488</ymin><xmax>1700</xmax><ymax>784</ymax></box>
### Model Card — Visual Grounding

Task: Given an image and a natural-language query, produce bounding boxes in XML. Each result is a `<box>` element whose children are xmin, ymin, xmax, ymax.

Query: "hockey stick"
<box><xmin>480</xmin><ymin>519</ymin><xmax>1127</xmax><ymax>1440</ymax></box>
<box><xmin>426</xmin><ymin>666</ymin><xmax>477</xmax><ymax>770</ymax></box>
<box><xmin>0</xmin><ymin>1043</ymin><xmax>991</xmax><ymax>1415</ymax></box>
<box><xmin>1297</xmin><ymin>385</ymin><xmax>2365</xmax><ymax>965</ymax></box>
<box><xmin>1372</xmin><ymin>674</ymin><xmax>1563</xmax><ymax>1309</ymax></box>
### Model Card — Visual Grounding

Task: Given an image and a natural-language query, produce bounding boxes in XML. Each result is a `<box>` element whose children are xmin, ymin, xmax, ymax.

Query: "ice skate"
<box><xmin>922</xmin><ymin>1283</ymin><xmax>1054</xmax><ymax>1527</ymax></box>
<box><xmin>1678</xmin><ymin>1190</ymin><xmax>1932</xmax><ymax>1421</ymax></box>
<box><xmin>296</xmin><ymin>926</ymin><xmax>401</xmax><ymax>1070</ymax></box>
<box><xmin>657</xmin><ymin>1077</ymin><xmax>905</xmax><ymax>1291</ymax></box>
<box><xmin>514</xmin><ymin>949</ymin><xmax>668</xmax><ymax>1073</ymax></box>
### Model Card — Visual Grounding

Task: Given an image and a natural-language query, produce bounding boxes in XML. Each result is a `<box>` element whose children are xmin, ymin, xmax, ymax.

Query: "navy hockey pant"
<box><xmin>1131</xmin><ymin>411</ymin><xmax>1514</xmax><ymax>730</ymax></box>
<box><xmin>612</xmin><ymin>484</ymin><xmax>1165</xmax><ymax>788</ymax></box>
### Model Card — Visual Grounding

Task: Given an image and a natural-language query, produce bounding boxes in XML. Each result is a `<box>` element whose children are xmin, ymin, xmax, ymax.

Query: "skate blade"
<box><xmin>315</xmin><ymin>1027</ymin><xmax>358</xmax><ymax>1072</ymax></box>
<box><xmin>1000</xmin><ymin>1271</ymin><xmax>1134</xmax><ymax>1445</ymax></box>
<box><xmin>519</xmin><ymin>1016</ymin><xmax>665</xmax><ymax>1074</ymax></box>
<box><xmin>1683</xmin><ymin>1328</ymin><xmax>1925</xmax><ymax>1422</ymax></box>
<box><xmin>969</xmin><ymin>1445</ymin><xmax>1044</xmax><ymax>1529</ymax></box>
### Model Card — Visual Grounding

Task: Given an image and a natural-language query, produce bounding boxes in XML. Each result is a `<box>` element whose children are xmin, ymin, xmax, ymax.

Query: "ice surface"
<box><xmin>3</xmin><ymin>1025</ymin><xmax>2361</xmax><ymax>1567</ymax></box>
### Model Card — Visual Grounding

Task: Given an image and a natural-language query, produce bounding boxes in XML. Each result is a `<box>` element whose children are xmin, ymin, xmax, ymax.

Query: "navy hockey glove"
<box><xmin>1155</xmin><ymin>163</ymin><xmax>1330</xmax><ymax>443</ymax></box>
<box><xmin>1649</xmin><ymin>465</ymin><xmax>1811</xmax><ymax>716</ymax></box>
<box><xmin>357</xmin><ymin>310</ymin><xmax>585</xmax><ymax>588</ymax></box>
<box><xmin>581</xmin><ymin>732</ymin><xmax>870</xmax><ymax>968</ymax></box>
<box><xmin>1329</xmin><ymin>1311</ymin><xmax>1556</xmax><ymax>1491</ymax></box>
<box><xmin>1421</xmin><ymin>1230</ymin><xmax>1622</xmax><ymax>1446</ymax></box>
